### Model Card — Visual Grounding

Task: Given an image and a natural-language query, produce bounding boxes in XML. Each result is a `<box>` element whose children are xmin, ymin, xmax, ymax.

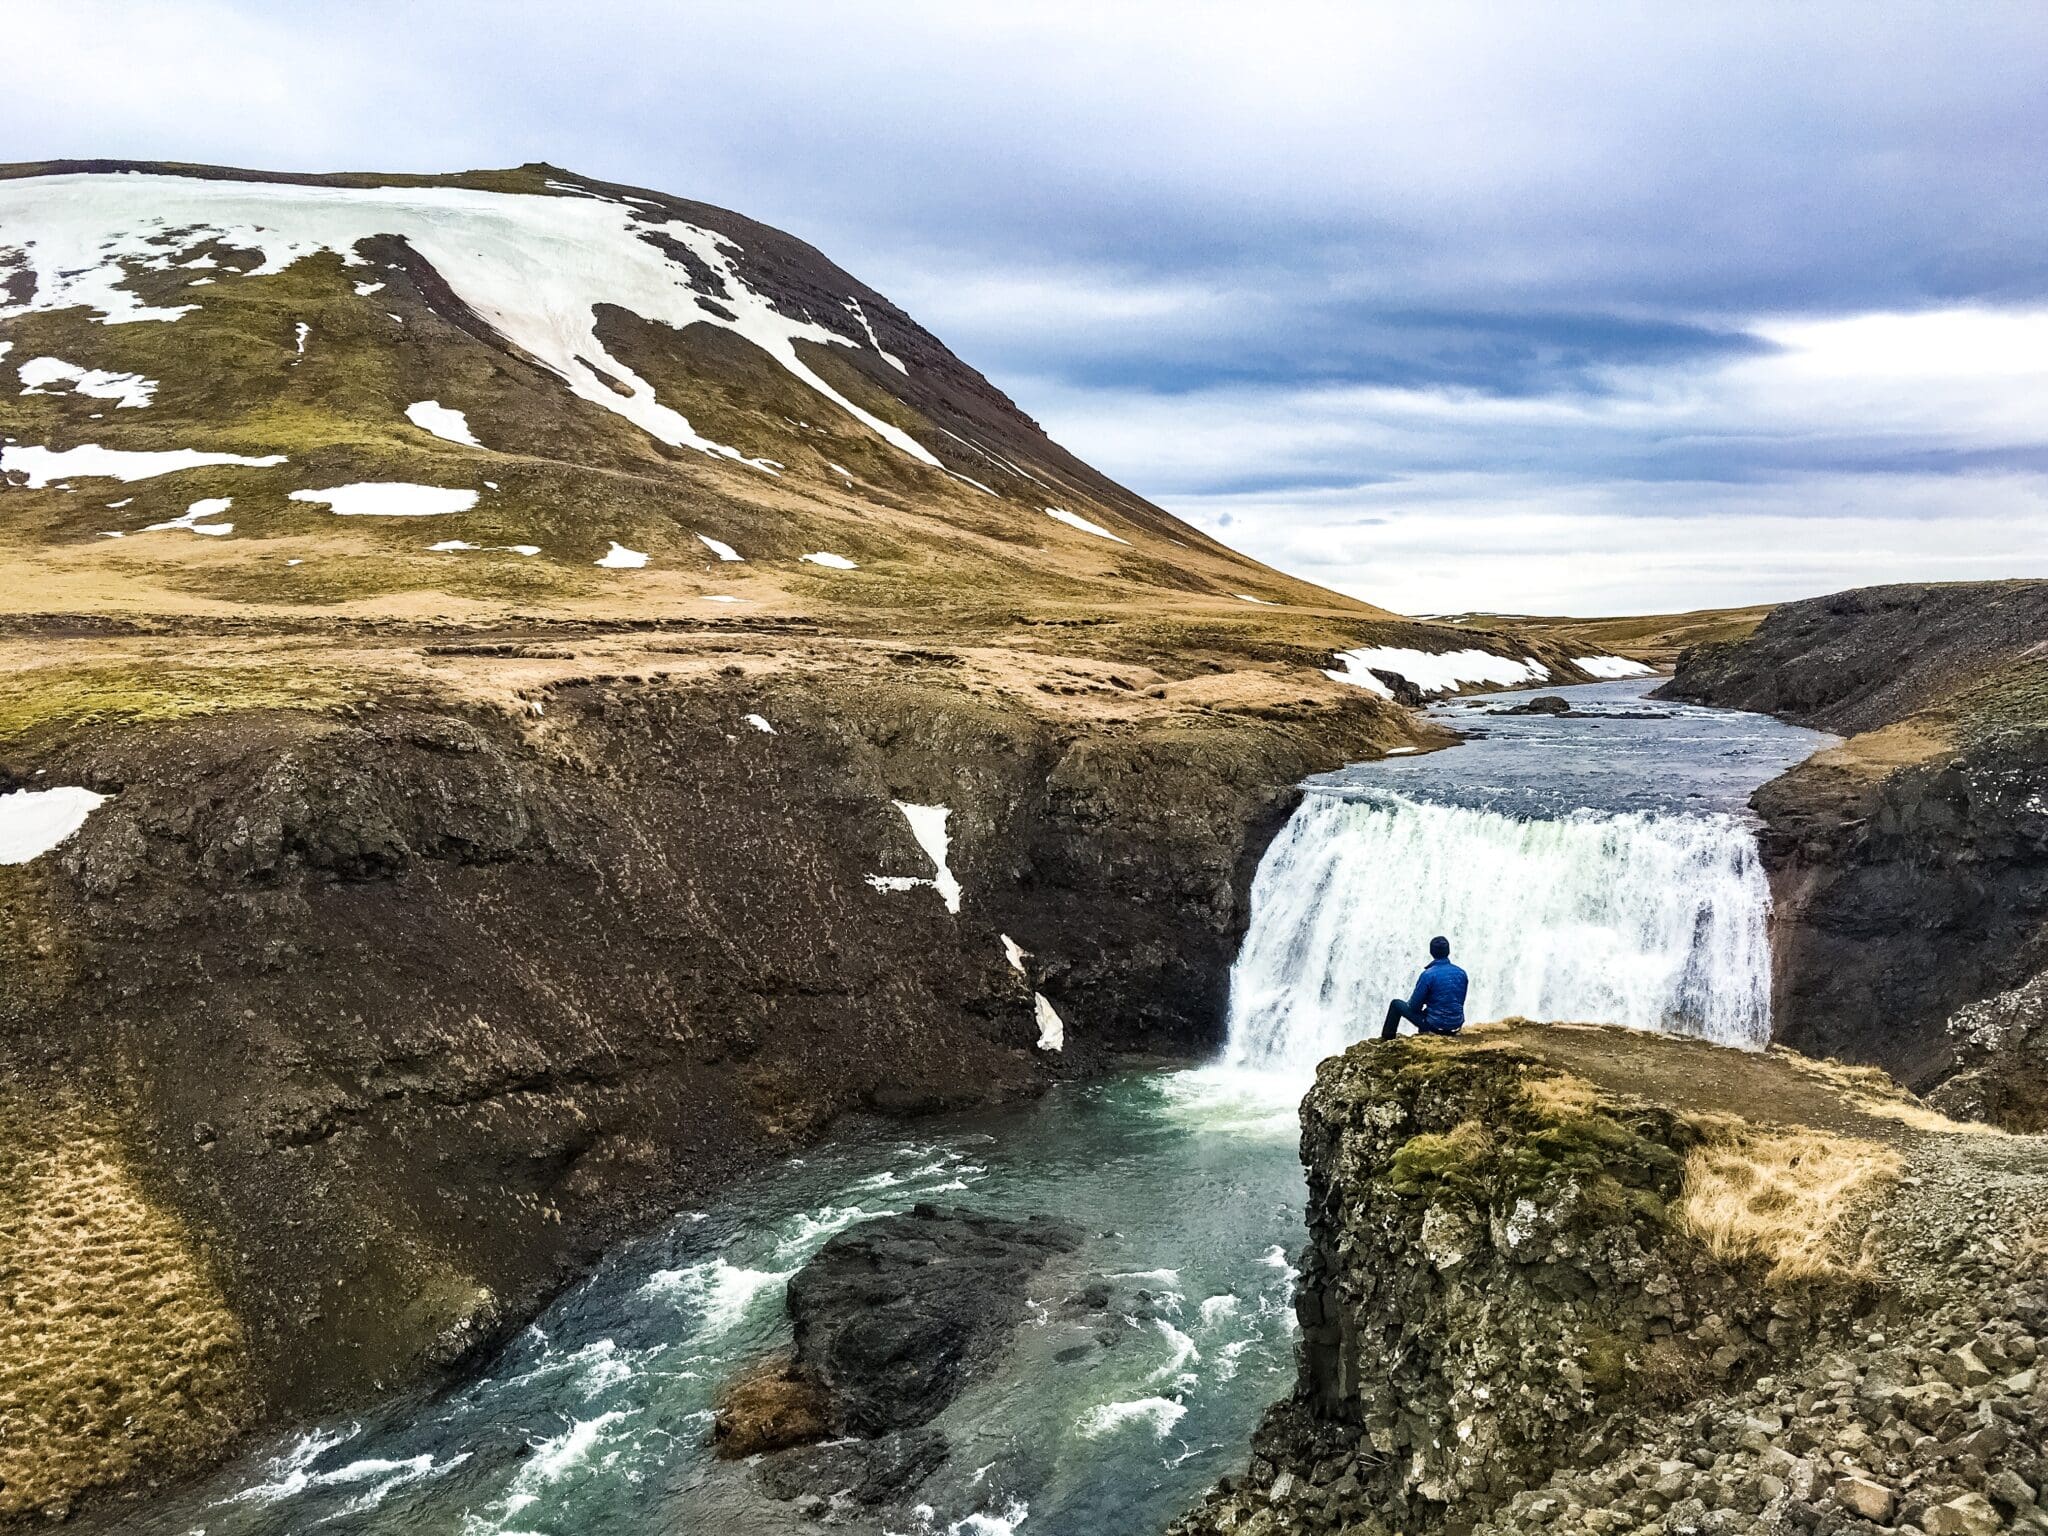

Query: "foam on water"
<box><xmin>1079</xmin><ymin>1397</ymin><xmax>1189</xmax><ymax>1439</ymax></box>
<box><xmin>639</xmin><ymin>1257</ymin><xmax>791</xmax><ymax>1334</ymax></box>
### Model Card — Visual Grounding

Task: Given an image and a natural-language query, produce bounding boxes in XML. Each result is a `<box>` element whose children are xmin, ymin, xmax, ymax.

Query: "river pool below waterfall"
<box><xmin>128</xmin><ymin>679</ymin><xmax>1834</xmax><ymax>1536</ymax></box>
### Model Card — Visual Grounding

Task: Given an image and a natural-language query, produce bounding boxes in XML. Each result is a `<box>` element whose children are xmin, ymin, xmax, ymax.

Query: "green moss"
<box><xmin>1580</xmin><ymin>1329</ymin><xmax>1633</xmax><ymax>1396</ymax></box>
<box><xmin>1389</xmin><ymin>1119</ymin><xmax>1492</xmax><ymax>1196</ymax></box>
<box><xmin>0</xmin><ymin>663</ymin><xmax>358</xmax><ymax>747</ymax></box>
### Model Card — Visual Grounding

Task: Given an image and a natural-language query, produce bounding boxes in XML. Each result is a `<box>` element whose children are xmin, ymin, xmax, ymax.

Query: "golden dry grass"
<box><xmin>0</xmin><ymin>1097</ymin><xmax>252</xmax><ymax>1518</ymax></box>
<box><xmin>1777</xmin><ymin>1050</ymin><xmax>2006</xmax><ymax>1136</ymax></box>
<box><xmin>1678</xmin><ymin>1114</ymin><xmax>1903</xmax><ymax>1281</ymax></box>
<box><xmin>1521</xmin><ymin>1071</ymin><xmax>1602</xmax><ymax>1119</ymax></box>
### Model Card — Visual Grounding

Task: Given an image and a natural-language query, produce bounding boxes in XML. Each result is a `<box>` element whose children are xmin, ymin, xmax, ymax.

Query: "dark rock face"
<box><xmin>1660</xmin><ymin>580</ymin><xmax>2048</xmax><ymax>1091</ymax></box>
<box><xmin>1494</xmin><ymin>694</ymin><xmax>1573</xmax><ymax>716</ymax></box>
<box><xmin>1927</xmin><ymin>969</ymin><xmax>2048</xmax><ymax>1133</ymax></box>
<box><xmin>1748</xmin><ymin>727</ymin><xmax>2048</xmax><ymax>1086</ymax></box>
<box><xmin>1172</xmin><ymin>1038</ymin><xmax>1797</xmax><ymax>1536</ymax></box>
<box><xmin>755</xmin><ymin>1428</ymin><xmax>950</xmax><ymax>1508</ymax></box>
<box><xmin>785</xmin><ymin>1205</ymin><xmax>1081</xmax><ymax>1436</ymax></box>
<box><xmin>1659</xmin><ymin>581</ymin><xmax>2048</xmax><ymax>736</ymax></box>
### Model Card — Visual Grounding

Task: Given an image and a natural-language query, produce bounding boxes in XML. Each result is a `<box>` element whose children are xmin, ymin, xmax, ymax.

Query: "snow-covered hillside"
<box><xmin>0</xmin><ymin>161</ymin><xmax>1321</xmax><ymax>618</ymax></box>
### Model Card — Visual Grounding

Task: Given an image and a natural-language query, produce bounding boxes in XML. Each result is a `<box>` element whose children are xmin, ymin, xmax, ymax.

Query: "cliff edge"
<box><xmin>1173</xmin><ymin>1023</ymin><xmax>2048</xmax><ymax>1536</ymax></box>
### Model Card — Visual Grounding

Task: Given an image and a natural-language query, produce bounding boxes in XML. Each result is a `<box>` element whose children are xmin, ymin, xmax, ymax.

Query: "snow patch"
<box><xmin>866</xmin><ymin>801</ymin><xmax>961</xmax><ymax>913</ymax></box>
<box><xmin>698</xmin><ymin>534</ymin><xmax>742</xmax><ymax>561</ymax></box>
<box><xmin>293</xmin><ymin>321</ymin><xmax>309</xmax><ymax>356</ymax></box>
<box><xmin>842</xmin><ymin>295</ymin><xmax>907</xmax><ymax>373</ymax></box>
<box><xmin>1000</xmin><ymin>933</ymin><xmax>1027</xmax><ymax>973</ymax></box>
<box><xmin>1323</xmin><ymin>647</ymin><xmax>1550</xmax><ymax>697</ymax></box>
<box><xmin>430</xmin><ymin>540</ymin><xmax>541</xmax><ymax>556</ymax></box>
<box><xmin>596</xmin><ymin>541</ymin><xmax>648</xmax><ymax>569</ymax></box>
<box><xmin>744</xmin><ymin>713</ymin><xmax>775</xmax><ymax>734</ymax></box>
<box><xmin>353</xmin><ymin>280</ymin><xmax>384</xmax><ymax>296</ymax></box>
<box><xmin>143</xmin><ymin>496</ymin><xmax>234</xmax><ymax>536</ymax></box>
<box><xmin>0</xmin><ymin>173</ymin><xmax>951</xmax><ymax>471</ymax></box>
<box><xmin>1572</xmin><ymin>654</ymin><xmax>1656</xmax><ymax>679</ymax></box>
<box><xmin>0</xmin><ymin>787</ymin><xmax>108</xmax><ymax>864</ymax></box>
<box><xmin>1233</xmin><ymin>594</ymin><xmax>1277</xmax><ymax>606</ymax></box>
<box><xmin>1033</xmin><ymin>992</ymin><xmax>1065</xmax><ymax>1052</ymax></box>
<box><xmin>1046</xmin><ymin>506</ymin><xmax>1128</xmax><ymax>544</ymax></box>
<box><xmin>405</xmin><ymin>400</ymin><xmax>482</xmax><ymax>447</ymax></box>
<box><xmin>801</xmin><ymin>551</ymin><xmax>857</xmax><ymax>569</ymax></box>
<box><xmin>1</xmin><ymin>443</ymin><xmax>284</xmax><ymax>487</ymax></box>
<box><xmin>288</xmin><ymin>483</ymin><xmax>477</xmax><ymax>517</ymax></box>
<box><xmin>18</xmin><ymin>355</ymin><xmax>157</xmax><ymax>408</ymax></box>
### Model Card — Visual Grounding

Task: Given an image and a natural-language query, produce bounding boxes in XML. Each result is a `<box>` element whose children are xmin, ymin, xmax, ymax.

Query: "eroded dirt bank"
<box><xmin>1660</xmin><ymin>581</ymin><xmax>2048</xmax><ymax>1095</ymax></box>
<box><xmin>0</xmin><ymin>625</ymin><xmax>1424</xmax><ymax>1522</ymax></box>
<box><xmin>1172</xmin><ymin>1024</ymin><xmax>2048</xmax><ymax>1536</ymax></box>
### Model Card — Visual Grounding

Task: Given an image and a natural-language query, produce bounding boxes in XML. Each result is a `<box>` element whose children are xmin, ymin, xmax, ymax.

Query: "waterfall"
<box><xmin>1223</xmin><ymin>789</ymin><xmax>1774</xmax><ymax>1076</ymax></box>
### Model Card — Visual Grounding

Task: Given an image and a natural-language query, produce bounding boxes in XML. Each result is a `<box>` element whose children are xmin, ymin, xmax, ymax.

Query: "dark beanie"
<box><xmin>1430</xmin><ymin>936</ymin><xmax>1451</xmax><ymax>960</ymax></box>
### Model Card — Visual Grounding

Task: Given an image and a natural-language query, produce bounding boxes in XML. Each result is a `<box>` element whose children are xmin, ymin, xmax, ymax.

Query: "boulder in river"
<box><xmin>787</xmin><ymin>1203</ymin><xmax>1083</xmax><ymax>1436</ymax></box>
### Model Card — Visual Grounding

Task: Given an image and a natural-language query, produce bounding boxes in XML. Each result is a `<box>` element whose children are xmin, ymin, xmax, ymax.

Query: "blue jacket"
<box><xmin>1409</xmin><ymin>957</ymin><xmax>1469</xmax><ymax>1034</ymax></box>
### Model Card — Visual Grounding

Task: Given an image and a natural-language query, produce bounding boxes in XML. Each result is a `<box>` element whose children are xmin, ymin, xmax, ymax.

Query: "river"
<box><xmin>123</xmin><ymin>678</ymin><xmax>1833</xmax><ymax>1536</ymax></box>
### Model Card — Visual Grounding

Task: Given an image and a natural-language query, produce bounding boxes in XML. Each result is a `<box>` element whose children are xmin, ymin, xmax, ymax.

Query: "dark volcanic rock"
<box><xmin>1660</xmin><ymin>579</ymin><xmax>2048</xmax><ymax>1093</ymax></box>
<box><xmin>756</xmin><ymin>1428</ymin><xmax>950</xmax><ymax>1506</ymax></box>
<box><xmin>786</xmin><ymin>1204</ymin><xmax>1082</xmax><ymax>1435</ymax></box>
<box><xmin>1927</xmin><ymin>969</ymin><xmax>2048</xmax><ymax>1132</ymax></box>
<box><xmin>1657</xmin><ymin>579</ymin><xmax>2048</xmax><ymax>736</ymax></box>
<box><xmin>1493</xmin><ymin>694</ymin><xmax>1573</xmax><ymax>716</ymax></box>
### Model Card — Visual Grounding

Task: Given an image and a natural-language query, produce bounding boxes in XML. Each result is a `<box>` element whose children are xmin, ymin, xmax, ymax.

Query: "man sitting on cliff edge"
<box><xmin>1380</xmin><ymin>935</ymin><xmax>1468</xmax><ymax>1039</ymax></box>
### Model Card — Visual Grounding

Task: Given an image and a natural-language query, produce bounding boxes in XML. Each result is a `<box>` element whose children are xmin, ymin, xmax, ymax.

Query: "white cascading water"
<box><xmin>1223</xmin><ymin>789</ymin><xmax>1773</xmax><ymax>1077</ymax></box>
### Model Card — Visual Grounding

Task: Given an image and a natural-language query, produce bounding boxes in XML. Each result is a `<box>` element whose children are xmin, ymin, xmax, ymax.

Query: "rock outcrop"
<box><xmin>782</xmin><ymin>1205</ymin><xmax>1081</xmax><ymax>1436</ymax></box>
<box><xmin>1172</xmin><ymin>1023</ymin><xmax>2048</xmax><ymax>1536</ymax></box>
<box><xmin>715</xmin><ymin>1204</ymin><xmax>1082</xmax><ymax>1510</ymax></box>
<box><xmin>1661</xmin><ymin>581</ymin><xmax>2048</xmax><ymax>1098</ymax></box>
<box><xmin>1928</xmin><ymin>971</ymin><xmax>2048</xmax><ymax>1135</ymax></box>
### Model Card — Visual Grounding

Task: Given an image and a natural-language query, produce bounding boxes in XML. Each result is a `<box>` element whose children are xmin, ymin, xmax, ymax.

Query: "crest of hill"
<box><xmin>0</xmin><ymin>159</ymin><xmax>1376</xmax><ymax>633</ymax></box>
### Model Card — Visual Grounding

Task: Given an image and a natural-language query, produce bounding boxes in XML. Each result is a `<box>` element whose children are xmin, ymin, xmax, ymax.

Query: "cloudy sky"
<box><xmin>10</xmin><ymin>2</ymin><xmax>2047</xmax><ymax>614</ymax></box>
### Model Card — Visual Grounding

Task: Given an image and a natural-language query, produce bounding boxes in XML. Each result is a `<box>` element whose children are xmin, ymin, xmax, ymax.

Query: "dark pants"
<box><xmin>1381</xmin><ymin>999</ymin><xmax>1424</xmax><ymax>1039</ymax></box>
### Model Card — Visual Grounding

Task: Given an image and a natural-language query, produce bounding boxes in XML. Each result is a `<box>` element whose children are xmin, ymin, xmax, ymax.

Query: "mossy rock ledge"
<box><xmin>1171</xmin><ymin>1024</ymin><xmax>2048</xmax><ymax>1536</ymax></box>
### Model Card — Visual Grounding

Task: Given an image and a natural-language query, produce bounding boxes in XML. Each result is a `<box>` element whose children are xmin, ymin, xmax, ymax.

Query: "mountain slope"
<box><xmin>0</xmin><ymin>160</ymin><xmax>1349</xmax><ymax>625</ymax></box>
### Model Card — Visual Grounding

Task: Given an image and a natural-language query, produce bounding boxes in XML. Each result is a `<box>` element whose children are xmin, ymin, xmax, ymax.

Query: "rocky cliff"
<box><xmin>1660</xmin><ymin>581</ymin><xmax>2048</xmax><ymax>1099</ymax></box>
<box><xmin>0</xmin><ymin>627</ymin><xmax>1429</xmax><ymax>1522</ymax></box>
<box><xmin>1172</xmin><ymin>1023</ymin><xmax>2048</xmax><ymax>1536</ymax></box>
